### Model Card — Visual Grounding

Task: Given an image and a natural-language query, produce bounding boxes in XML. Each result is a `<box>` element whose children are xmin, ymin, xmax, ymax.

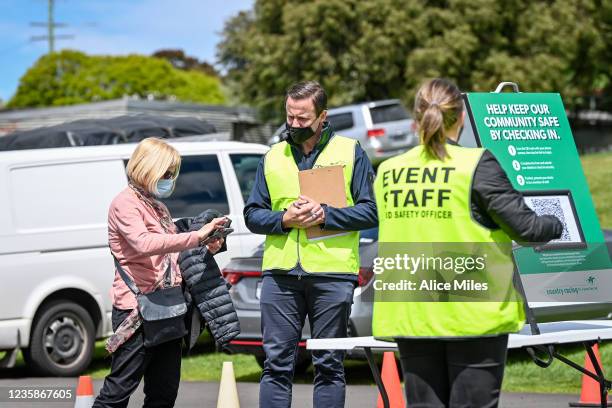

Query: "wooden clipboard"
<box><xmin>298</xmin><ymin>165</ymin><xmax>349</xmax><ymax>240</ymax></box>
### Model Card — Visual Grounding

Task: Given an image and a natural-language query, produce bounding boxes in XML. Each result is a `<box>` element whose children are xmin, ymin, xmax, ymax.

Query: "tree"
<box><xmin>218</xmin><ymin>0</ymin><xmax>610</xmax><ymax>121</ymax></box>
<box><xmin>592</xmin><ymin>0</ymin><xmax>612</xmax><ymax>110</ymax></box>
<box><xmin>8</xmin><ymin>50</ymin><xmax>225</xmax><ymax>108</ymax></box>
<box><xmin>152</xmin><ymin>49</ymin><xmax>219</xmax><ymax>77</ymax></box>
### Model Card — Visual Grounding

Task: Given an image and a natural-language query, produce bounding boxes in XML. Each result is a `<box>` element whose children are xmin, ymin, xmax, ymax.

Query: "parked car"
<box><xmin>269</xmin><ymin>99</ymin><xmax>418</xmax><ymax>164</ymax></box>
<box><xmin>222</xmin><ymin>228</ymin><xmax>378</xmax><ymax>371</ymax></box>
<box><xmin>0</xmin><ymin>141</ymin><xmax>268</xmax><ymax>376</ymax></box>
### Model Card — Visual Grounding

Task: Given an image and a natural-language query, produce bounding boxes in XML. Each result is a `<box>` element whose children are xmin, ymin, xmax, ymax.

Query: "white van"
<box><xmin>0</xmin><ymin>141</ymin><xmax>267</xmax><ymax>376</ymax></box>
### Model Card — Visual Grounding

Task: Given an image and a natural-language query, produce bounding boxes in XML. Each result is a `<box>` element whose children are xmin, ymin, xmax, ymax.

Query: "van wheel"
<box><xmin>24</xmin><ymin>301</ymin><xmax>95</xmax><ymax>376</ymax></box>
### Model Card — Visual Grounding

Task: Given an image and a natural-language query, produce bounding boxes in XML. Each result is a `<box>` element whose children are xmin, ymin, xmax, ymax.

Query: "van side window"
<box><xmin>125</xmin><ymin>155</ymin><xmax>229</xmax><ymax>218</ymax></box>
<box><xmin>163</xmin><ymin>155</ymin><xmax>229</xmax><ymax>217</ymax></box>
<box><xmin>327</xmin><ymin>112</ymin><xmax>354</xmax><ymax>131</ymax></box>
<box><xmin>230</xmin><ymin>154</ymin><xmax>263</xmax><ymax>203</ymax></box>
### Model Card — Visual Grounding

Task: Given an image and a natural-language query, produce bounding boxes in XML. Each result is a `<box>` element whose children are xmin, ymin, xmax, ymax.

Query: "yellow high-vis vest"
<box><xmin>262</xmin><ymin>135</ymin><xmax>360</xmax><ymax>274</ymax></box>
<box><xmin>372</xmin><ymin>144</ymin><xmax>525</xmax><ymax>338</ymax></box>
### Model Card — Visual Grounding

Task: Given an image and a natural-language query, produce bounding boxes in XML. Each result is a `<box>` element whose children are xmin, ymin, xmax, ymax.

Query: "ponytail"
<box><xmin>414</xmin><ymin>79</ymin><xmax>463</xmax><ymax>160</ymax></box>
<box><xmin>419</xmin><ymin>104</ymin><xmax>446</xmax><ymax>160</ymax></box>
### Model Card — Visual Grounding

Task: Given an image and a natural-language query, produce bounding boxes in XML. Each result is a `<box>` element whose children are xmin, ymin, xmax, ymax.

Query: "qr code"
<box><xmin>529</xmin><ymin>198</ymin><xmax>570</xmax><ymax>241</ymax></box>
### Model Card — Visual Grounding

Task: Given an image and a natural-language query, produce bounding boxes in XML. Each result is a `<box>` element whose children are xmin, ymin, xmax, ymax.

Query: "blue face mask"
<box><xmin>155</xmin><ymin>178</ymin><xmax>175</xmax><ymax>198</ymax></box>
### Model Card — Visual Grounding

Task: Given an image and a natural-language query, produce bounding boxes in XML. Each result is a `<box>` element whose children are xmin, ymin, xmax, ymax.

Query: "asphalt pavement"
<box><xmin>0</xmin><ymin>377</ymin><xmax>580</xmax><ymax>407</ymax></box>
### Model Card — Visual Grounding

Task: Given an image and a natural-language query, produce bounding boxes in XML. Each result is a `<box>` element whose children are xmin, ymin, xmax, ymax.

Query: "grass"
<box><xmin>72</xmin><ymin>337</ymin><xmax>610</xmax><ymax>395</ymax></box>
<box><xmin>83</xmin><ymin>336</ymin><xmax>264</xmax><ymax>382</ymax></box>
<box><xmin>503</xmin><ymin>342</ymin><xmax>612</xmax><ymax>394</ymax></box>
<box><xmin>82</xmin><ymin>338</ymin><xmax>373</xmax><ymax>384</ymax></box>
<box><xmin>580</xmin><ymin>151</ymin><xmax>612</xmax><ymax>228</ymax></box>
<box><xmin>3</xmin><ymin>338</ymin><xmax>610</xmax><ymax>395</ymax></box>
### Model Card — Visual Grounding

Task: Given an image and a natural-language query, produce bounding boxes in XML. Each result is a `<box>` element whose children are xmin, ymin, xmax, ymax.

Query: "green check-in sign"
<box><xmin>464</xmin><ymin>92</ymin><xmax>611</xmax><ymax>303</ymax></box>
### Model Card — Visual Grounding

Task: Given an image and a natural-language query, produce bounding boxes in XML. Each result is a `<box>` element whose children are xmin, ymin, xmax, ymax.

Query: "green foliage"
<box><xmin>218</xmin><ymin>0</ymin><xmax>610</xmax><ymax>121</ymax></box>
<box><xmin>152</xmin><ymin>49</ymin><xmax>219</xmax><ymax>77</ymax></box>
<box><xmin>580</xmin><ymin>151</ymin><xmax>612</xmax><ymax>228</ymax></box>
<box><xmin>8</xmin><ymin>50</ymin><xmax>225</xmax><ymax>108</ymax></box>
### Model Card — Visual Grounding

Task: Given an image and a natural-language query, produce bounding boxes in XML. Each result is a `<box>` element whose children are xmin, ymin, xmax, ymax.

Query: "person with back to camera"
<box><xmin>372</xmin><ymin>79</ymin><xmax>563</xmax><ymax>408</ymax></box>
<box><xmin>93</xmin><ymin>137</ymin><xmax>227</xmax><ymax>408</ymax></box>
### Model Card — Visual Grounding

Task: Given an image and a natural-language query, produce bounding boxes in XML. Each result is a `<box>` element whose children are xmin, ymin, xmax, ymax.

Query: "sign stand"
<box><xmin>514</xmin><ymin>260</ymin><xmax>612</xmax><ymax>407</ymax></box>
<box><xmin>486</xmin><ymin>82</ymin><xmax>611</xmax><ymax>407</ymax></box>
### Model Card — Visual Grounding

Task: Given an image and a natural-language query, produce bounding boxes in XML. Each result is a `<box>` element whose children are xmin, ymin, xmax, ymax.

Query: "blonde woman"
<box><xmin>372</xmin><ymin>79</ymin><xmax>562</xmax><ymax>407</ymax></box>
<box><xmin>93</xmin><ymin>138</ymin><xmax>227</xmax><ymax>408</ymax></box>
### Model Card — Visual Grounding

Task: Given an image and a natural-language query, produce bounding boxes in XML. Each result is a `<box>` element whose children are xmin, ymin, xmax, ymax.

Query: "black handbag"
<box><xmin>113</xmin><ymin>255</ymin><xmax>188</xmax><ymax>347</ymax></box>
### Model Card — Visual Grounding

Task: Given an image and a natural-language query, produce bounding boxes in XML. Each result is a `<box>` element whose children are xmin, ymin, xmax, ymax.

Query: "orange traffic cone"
<box><xmin>377</xmin><ymin>351</ymin><xmax>405</xmax><ymax>408</ymax></box>
<box><xmin>569</xmin><ymin>344</ymin><xmax>612</xmax><ymax>407</ymax></box>
<box><xmin>74</xmin><ymin>375</ymin><xmax>94</xmax><ymax>408</ymax></box>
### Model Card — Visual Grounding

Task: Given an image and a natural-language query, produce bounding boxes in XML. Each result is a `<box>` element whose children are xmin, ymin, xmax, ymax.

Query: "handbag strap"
<box><xmin>162</xmin><ymin>258</ymin><xmax>173</xmax><ymax>287</ymax></box>
<box><xmin>112</xmin><ymin>253</ymin><xmax>173</xmax><ymax>296</ymax></box>
<box><xmin>113</xmin><ymin>254</ymin><xmax>141</xmax><ymax>296</ymax></box>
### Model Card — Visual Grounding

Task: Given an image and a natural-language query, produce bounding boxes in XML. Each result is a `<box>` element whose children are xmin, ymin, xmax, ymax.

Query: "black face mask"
<box><xmin>285</xmin><ymin>117</ymin><xmax>320</xmax><ymax>144</ymax></box>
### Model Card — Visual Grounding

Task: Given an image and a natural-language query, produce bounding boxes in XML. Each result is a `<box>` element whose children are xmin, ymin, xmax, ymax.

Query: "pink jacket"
<box><xmin>108</xmin><ymin>187</ymin><xmax>201</xmax><ymax>310</ymax></box>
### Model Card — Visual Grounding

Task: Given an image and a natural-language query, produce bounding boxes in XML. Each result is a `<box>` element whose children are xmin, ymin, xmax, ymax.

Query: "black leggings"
<box><xmin>93</xmin><ymin>308</ymin><xmax>183</xmax><ymax>408</ymax></box>
<box><xmin>396</xmin><ymin>335</ymin><xmax>508</xmax><ymax>408</ymax></box>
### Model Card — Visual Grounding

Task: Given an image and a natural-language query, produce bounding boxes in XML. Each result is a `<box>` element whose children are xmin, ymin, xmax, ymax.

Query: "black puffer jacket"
<box><xmin>175</xmin><ymin>210</ymin><xmax>240</xmax><ymax>350</ymax></box>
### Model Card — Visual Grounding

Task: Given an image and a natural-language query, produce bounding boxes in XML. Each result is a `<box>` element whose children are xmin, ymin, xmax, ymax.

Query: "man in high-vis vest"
<box><xmin>244</xmin><ymin>81</ymin><xmax>377</xmax><ymax>408</ymax></box>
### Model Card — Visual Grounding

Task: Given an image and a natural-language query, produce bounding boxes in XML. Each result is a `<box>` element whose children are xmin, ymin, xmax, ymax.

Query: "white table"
<box><xmin>307</xmin><ymin>320</ymin><xmax>612</xmax><ymax>408</ymax></box>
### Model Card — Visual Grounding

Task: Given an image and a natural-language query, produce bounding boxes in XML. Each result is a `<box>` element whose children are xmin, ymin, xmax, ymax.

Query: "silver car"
<box><xmin>222</xmin><ymin>228</ymin><xmax>378</xmax><ymax>372</ymax></box>
<box><xmin>270</xmin><ymin>100</ymin><xmax>417</xmax><ymax>165</ymax></box>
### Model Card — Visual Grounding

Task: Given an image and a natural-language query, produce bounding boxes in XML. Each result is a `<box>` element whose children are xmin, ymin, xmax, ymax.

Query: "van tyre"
<box><xmin>24</xmin><ymin>301</ymin><xmax>95</xmax><ymax>376</ymax></box>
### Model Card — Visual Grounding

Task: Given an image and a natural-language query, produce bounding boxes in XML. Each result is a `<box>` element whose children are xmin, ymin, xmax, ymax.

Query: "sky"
<box><xmin>0</xmin><ymin>0</ymin><xmax>254</xmax><ymax>102</ymax></box>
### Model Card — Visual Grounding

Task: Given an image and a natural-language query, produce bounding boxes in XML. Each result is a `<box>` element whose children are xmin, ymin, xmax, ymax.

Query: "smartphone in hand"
<box><xmin>202</xmin><ymin>218</ymin><xmax>233</xmax><ymax>244</ymax></box>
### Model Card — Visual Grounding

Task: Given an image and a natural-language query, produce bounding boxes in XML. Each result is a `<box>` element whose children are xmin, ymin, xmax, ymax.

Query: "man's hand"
<box><xmin>281</xmin><ymin>197</ymin><xmax>308</xmax><ymax>229</ymax></box>
<box><xmin>297</xmin><ymin>195</ymin><xmax>325</xmax><ymax>228</ymax></box>
<box><xmin>281</xmin><ymin>195</ymin><xmax>325</xmax><ymax>229</ymax></box>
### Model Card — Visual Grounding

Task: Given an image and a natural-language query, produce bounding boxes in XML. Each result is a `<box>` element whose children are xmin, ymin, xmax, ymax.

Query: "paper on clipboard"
<box><xmin>298</xmin><ymin>165</ymin><xmax>350</xmax><ymax>241</ymax></box>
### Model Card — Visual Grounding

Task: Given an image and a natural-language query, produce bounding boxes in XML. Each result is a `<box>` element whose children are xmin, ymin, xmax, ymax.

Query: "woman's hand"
<box><xmin>197</xmin><ymin>217</ymin><xmax>228</xmax><ymax>241</ymax></box>
<box><xmin>206</xmin><ymin>238</ymin><xmax>224</xmax><ymax>254</ymax></box>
